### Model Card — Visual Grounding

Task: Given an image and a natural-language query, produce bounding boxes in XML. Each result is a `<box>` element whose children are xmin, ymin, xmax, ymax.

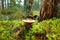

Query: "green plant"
<box><xmin>0</xmin><ymin>18</ymin><xmax>60</xmax><ymax>40</ymax></box>
<box><xmin>0</xmin><ymin>27</ymin><xmax>15</xmax><ymax>40</ymax></box>
<box><xmin>25</xmin><ymin>18</ymin><xmax>60</xmax><ymax>40</ymax></box>
<box><xmin>1</xmin><ymin>9</ymin><xmax>14</xmax><ymax>15</ymax></box>
<box><xmin>0</xmin><ymin>21</ymin><xmax>25</xmax><ymax>40</ymax></box>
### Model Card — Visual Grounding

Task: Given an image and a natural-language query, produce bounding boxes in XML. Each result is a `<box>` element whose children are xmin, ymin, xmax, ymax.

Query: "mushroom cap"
<box><xmin>22</xmin><ymin>19</ymin><xmax>35</xmax><ymax>23</ymax></box>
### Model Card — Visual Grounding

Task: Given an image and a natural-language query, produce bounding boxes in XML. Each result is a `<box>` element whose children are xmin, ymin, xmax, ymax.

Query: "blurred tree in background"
<box><xmin>33</xmin><ymin>0</ymin><xmax>40</xmax><ymax>10</ymax></box>
<box><xmin>24</xmin><ymin>0</ymin><xmax>34</xmax><ymax>18</ymax></box>
<box><xmin>0</xmin><ymin>0</ymin><xmax>60</xmax><ymax>20</ymax></box>
<box><xmin>0</xmin><ymin>0</ymin><xmax>24</xmax><ymax>20</ymax></box>
<box><xmin>2</xmin><ymin>0</ymin><xmax>4</xmax><ymax>9</ymax></box>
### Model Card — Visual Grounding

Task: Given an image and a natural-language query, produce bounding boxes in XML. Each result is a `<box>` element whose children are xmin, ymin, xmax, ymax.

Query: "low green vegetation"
<box><xmin>0</xmin><ymin>21</ymin><xmax>25</xmax><ymax>40</ymax></box>
<box><xmin>26</xmin><ymin>18</ymin><xmax>60</xmax><ymax>40</ymax></box>
<box><xmin>0</xmin><ymin>9</ymin><xmax>24</xmax><ymax>20</ymax></box>
<box><xmin>0</xmin><ymin>18</ymin><xmax>60</xmax><ymax>40</ymax></box>
<box><xmin>32</xmin><ymin>11</ymin><xmax>39</xmax><ymax>16</ymax></box>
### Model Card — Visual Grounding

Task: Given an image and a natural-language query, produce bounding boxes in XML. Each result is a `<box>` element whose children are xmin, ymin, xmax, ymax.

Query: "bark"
<box><xmin>39</xmin><ymin>0</ymin><xmax>58</xmax><ymax>21</ymax></box>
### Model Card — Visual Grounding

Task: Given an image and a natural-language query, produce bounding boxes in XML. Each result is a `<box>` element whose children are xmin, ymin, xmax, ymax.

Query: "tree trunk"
<box><xmin>24</xmin><ymin>0</ymin><xmax>34</xmax><ymax>18</ymax></box>
<box><xmin>24</xmin><ymin>0</ymin><xmax>28</xmax><ymax>18</ymax></box>
<box><xmin>2</xmin><ymin>0</ymin><xmax>4</xmax><ymax>9</ymax></box>
<box><xmin>39</xmin><ymin>0</ymin><xmax>58</xmax><ymax>21</ymax></box>
<box><xmin>5</xmin><ymin>0</ymin><xmax>6</xmax><ymax>9</ymax></box>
